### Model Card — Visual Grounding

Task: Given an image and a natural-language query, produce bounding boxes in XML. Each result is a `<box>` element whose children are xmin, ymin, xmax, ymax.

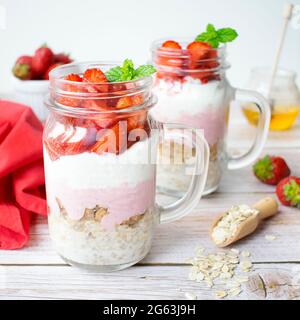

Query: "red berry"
<box><xmin>32</xmin><ymin>46</ymin><xmax>54</xmax><ymax>76</ymax></box>
<box><xmin>43</xmin><ymin>62</ymin><xmax>63</xmax><ymax>80</ymax></box>
<box><xmin>276</xmin><ymin>176</ymin><xmax>300</xmax><ymax>208</ymax></box>
<box><xmin>161</xmin><ymin>40</ymin><xmax>182</xmax><ymax>50</ymax></box>
<box><xmin>83</xmin><ymin>68</ymin><xmax>108</xmax><ymax>83</ymax></box>
<box><xmin>187</xmin><ymin>41</ymin><xmax>212</xmax><ymax>60</ymax></box>
<box><xmin>253</xmin><ymin>155</ymin><xmax>291</xmax><ymax>185</ymax></box>
<box><xmin>12</xmin><ymin>55</ymin><xmax>35</xmax><ymax>80</ymax></box>
<box><xmin>156</xmin><ymin>40</ymin><xmax>183</xmax><ymax>74</ymax></box>
<box><xmin>64</xmin><ymin>73</ymin><xmax>83</xmax><ymax>82</ymax></box>
<box><xmin>56</xmin><ymin>73</ymin><xmax>83</xmax><ymax>107</ymax></box>
<box><xmin>54</xmin><ymin>53</ymin><xmax>73</xmax><ymax>64</ymax></box>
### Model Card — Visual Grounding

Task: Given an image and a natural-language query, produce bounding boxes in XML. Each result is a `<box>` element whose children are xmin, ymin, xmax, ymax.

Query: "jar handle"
<box><xmin>228</xmin><ymin>88</ymin><xmax>271</xmax><ymax>170</ymax></box>
<box><xmin>158</xmin><ymin>123</ymin><xmax>210</xmax><ymax>224</ymax></box>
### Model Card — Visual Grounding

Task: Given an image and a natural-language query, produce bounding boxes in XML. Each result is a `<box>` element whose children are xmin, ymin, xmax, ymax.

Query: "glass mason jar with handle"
<box><xmin>150</xmin><ymin>39</ymin><xmax>271</xmax><ymax>196</ymax></box>
<box><xmin>43</xmin><ymin>62</ymin><xmax>209</xmax><ymax>272</ymax></box>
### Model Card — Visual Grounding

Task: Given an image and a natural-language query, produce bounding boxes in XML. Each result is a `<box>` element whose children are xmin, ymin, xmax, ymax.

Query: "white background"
<box><xmin>0</xmin><ymin>0</ymin><xmax>300</xmax><ymax>92</ymax></box>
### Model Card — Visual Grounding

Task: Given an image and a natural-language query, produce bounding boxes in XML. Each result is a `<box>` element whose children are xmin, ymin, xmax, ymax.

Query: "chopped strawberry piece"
<box><xmin>54</xmin><ymin>53</ymin><xmax>73</xmax><ymax>64</ymax></box>
<box><xmin>83</xmin><ymin>68</ymin><xmax>108</xmax><ymax>83</ymax></box>
<box><xmin>116</xmin><ymin>97</ymin><xmax>132</xmax><ymax>109</ymax></box>
<box><xmin>57</xmin><ymin>73</ymin><xmax>83</xmax><ymax>107</ymax></box>
<box><xmin>64</xmin><ymin>73</ymin><xmax>83</xmax><ymax>82</ymax></box>
<box><xmin>156</xmin><ymin>40</ymin><xmax>183</xmax><ymax>69</ymax></box>
<box><xmin>127</xmin><ymin>111</ymin><xmax>147</xmax><ymax>132</ymax></box>
<box><xmin>187</xmin><ymin>41</ymin><xmax>212</xmax><ymax>59</ymax></box>
<box><xmin>161</xmin><ymin>40</ymin><xmax>182</xmax><ymax>50</ymax></box>
<box><xmin>131</xmin><ymin>94</ymin><xmax>144</xmax><ymax>106</ymax></box>
<box><xmin>82</xmin><ymin>99</ymin><xmax>107</xmax><ymax>111</ymax></box>
<box><xmin>90</xmin><ymin>123</ymin><xmax>126</xmax><ymax>155</ymax></box>
<box><xmin>187</xmin><ymin>41</ymin><xmax>212</xmax><ymax>70</ymax></box>
<box><xmin>83</xmin><ymin>68</ymin><xmax>109</xmax><ymax>93</ymax></box>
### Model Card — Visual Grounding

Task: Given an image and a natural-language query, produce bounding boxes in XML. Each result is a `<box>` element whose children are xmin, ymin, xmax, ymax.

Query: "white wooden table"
<box><xmin>1</xmin><ymin>107</ymin><xmax>300</xmax><ymax>300</ymax></box>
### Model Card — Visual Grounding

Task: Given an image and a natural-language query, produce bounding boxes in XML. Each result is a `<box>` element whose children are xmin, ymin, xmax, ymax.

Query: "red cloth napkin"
<box><xmin>0</xmin><ymin>100</ymin><xmax>47</xmax><ymax>250</ymax></box>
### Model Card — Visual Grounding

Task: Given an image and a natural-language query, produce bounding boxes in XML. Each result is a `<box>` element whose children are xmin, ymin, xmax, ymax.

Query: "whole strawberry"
<box><xmin>12</xmin><ymin>55</ymin><xmax>35</xmax><ymax>80</ymax></box>
<box><xmin>32</xmin><ymin>45</ymin><xmax>54</xmax><ymax>77</ymax></box>
<box><xmin>276</xmin><ymin>176</ymin><xmax>300</xmax><ymax>208</ymax></box>
<box><xmin>253</xmin><ymin>155</ymin><xmax>291</xmax><ymax>185</ymax></box>
<box><xmin>54</xmin><ymin>53</ymin><xmax>73</xmax><ymax>64</ymax></box>
<box><xmin>43</xmin><ymin>62</ymin><xmax>63</xmax><ymax>80</ymax></box>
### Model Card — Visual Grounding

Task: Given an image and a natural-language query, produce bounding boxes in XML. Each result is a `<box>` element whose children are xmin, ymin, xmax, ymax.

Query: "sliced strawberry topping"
<box><xmin>83</xmin><ymin>68</ymin><xmax>109</xmax><ymax>93</ymax></box>
<box><xmin>156</xmin><ymin>40</ymin><xmax>183</xmax><ymax>71</ymax></box>
<box><xmin>90</xmin><ymin>123</ymin><xmax>127</xmax><ymax>155</ymax></box>
<box><xmin>187</xmin><ymin>41</ymin><xmax>212</xmax><ymax>61</ymax></box>
<box><xmin>83</xmin><ymin>68</ymin><xmax>108</xmax><ymax>83</ymax></box>
<box><xmin>161</xmin><ymin>40</ymin><xmax>182</xmax><ymax>50</ymax></box>
<box><xmin>57</xmin><ymin>73</ymin><xmax>83</xmax><ymax>107</ymax></box>
<box><xmin>64</xmin><ymin>73</ymin><xmax>83</xmax><ymax>82</ymax></box>
<box><xmin>116</xmin><ymin>96</ymin><xmax>132</xmax><ymax>109</ymax></box>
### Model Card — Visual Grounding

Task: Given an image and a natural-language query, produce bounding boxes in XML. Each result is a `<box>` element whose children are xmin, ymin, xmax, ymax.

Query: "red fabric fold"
<box><xmin>0</xmin><ymin>100</ymin><xmax>47</xmax><ymax>249</ymax></box>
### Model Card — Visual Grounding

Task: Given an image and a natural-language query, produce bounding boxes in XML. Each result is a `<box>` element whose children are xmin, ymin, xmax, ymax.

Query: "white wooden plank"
<box><xmin>0</xmin><ymin>192</ymin><xmax>299</xmax><ymax>265</ymax></box>
<box><xmin>1</xmin><ymin>264</ymin><xmax>300</xmax><ymax>300</ymax></box>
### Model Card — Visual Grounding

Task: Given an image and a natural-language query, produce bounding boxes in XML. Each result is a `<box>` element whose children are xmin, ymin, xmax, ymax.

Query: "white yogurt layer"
<box><xmin>44</xmin><ymin>135</ymin><xmax>158</xmax><ymax>190</ymax></box>
<box><xmin>152</xmin><ymin>77</ymin><xmax>228</xmax><ymax>121</ymax></box>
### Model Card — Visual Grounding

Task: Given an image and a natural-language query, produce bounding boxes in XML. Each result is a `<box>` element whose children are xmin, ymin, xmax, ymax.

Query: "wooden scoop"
<box><xmin>211</xmin><ymin>197</ymin><xmax>279</xmax><ymax>248</ymax></box>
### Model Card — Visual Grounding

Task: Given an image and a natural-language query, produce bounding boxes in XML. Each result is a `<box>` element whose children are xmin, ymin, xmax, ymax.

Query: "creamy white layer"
<box><xmin>152</xmin><ymin>77</ymin><xmax>228</xmax><ymax>120</ymax></box>
<box><xmin>44</xmin><ymin>135</ymin><xmax>158</xmax><ymax>190</ymax></box>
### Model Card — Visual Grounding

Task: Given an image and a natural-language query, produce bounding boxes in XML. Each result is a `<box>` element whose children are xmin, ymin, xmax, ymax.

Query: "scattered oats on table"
<box><xmin>265</xmin><ymin>235</ymin><xmax>277</xmax><ymax>241</ymax></box>
<box><xmin>187</xmin><ymin>246</ymin><xmax>254</xmax><ymax>299</ymax></box>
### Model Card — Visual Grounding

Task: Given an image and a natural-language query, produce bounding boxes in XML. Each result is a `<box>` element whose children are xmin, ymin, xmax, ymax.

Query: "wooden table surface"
<box><xmin>0</xmin><ymin>107</ymin><xmax>300</xmax><ymax>300</ymax></box>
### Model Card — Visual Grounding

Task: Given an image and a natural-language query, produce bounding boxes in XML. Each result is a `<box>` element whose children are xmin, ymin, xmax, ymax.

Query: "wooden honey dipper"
<box><xmin>211</xmin><ymin>197</ymin><xmax>279</xmax><ymax>247</ymax></box>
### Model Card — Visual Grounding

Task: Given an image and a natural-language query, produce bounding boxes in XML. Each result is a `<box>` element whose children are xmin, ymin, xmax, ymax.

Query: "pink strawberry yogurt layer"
<box><xmin>48</xmin><ymin>179</ymin><xmax>155</xmax><ymax>229</ymax></box>
<box><xmin>155</xmin><ymin>109</ymin><xmax>227</xmax><ymax>146</ymax></box>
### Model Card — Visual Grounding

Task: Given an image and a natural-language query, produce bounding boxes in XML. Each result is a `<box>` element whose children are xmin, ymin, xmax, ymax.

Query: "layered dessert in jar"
<box><xmin>151</xmin><ymin>24</ymin><xmax>238</xmax><ymax>195</ymax></box>
<box><xmin>43</xmin><ymin>60</ymin><xmax>159</xmax><ymax>271</ymax></box>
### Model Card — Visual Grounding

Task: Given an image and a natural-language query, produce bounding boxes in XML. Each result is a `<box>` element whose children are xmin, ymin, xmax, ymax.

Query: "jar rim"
<box><xmin>45</xmin><ymin>94</ymin><xmax>158</xmax><ymax>116</ymax></box>
<box><xmin>150</xmin><ymin>37</ymin><xmax>229</xmax><ymax>73</ymax></box>
<box><xmin>49</xmin><ymin>61</ymin><xmax>154</xmax><ymax>86</ymax></box>
<box><xmin>150</xmin><ymin>37</ymin><xmax>227</xmax><ymax>56</ymax></box>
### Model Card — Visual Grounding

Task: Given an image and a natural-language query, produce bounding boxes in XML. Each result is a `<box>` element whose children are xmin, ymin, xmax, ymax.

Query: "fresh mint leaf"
<box><xmin>217</xmin><ymin>28</ymin><xmax>238</xmax><ymax>43</ymax></box>
<box><xmin>121</xmin><ymin>59</ymin><xmax>135</xmax><ymax>81</ymax></box>
<box><xmin>207</xmin><ymin>38</ymin><xmax>220</xmax><ymax>48</ymax></box>
<box><xmin>195</xmin><ymin>24</ymin><xmax>238</xmax><ymax>48</ymax></box>
<box><xmin>105</xmin><ymin>66</ymin><xmax>123</xmax><ymax>82</ymax></box>
<box><xmin>133</xmin><ymin>65</ymin><xmax>156</xmax><ymax>79</ymax></box>
<box><xmin>105</xmin><ymin>59</ymin><xmax>156</xmax><ymax>82</ymax></box>
<box><xmin>206</xmin><ymin>23</ymin><xmax>216</xmax><ymax>33</ymax></box>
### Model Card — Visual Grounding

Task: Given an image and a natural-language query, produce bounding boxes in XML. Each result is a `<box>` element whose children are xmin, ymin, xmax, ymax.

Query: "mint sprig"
<box><xmin>105</xmin><ymin>59</ymin><xmax>156</xmax><ymax>82</ymax></box>
<box><xmin>195</xmin><ymin>24</ymin><xmax>238</xmax><ymax>48</ymax></box>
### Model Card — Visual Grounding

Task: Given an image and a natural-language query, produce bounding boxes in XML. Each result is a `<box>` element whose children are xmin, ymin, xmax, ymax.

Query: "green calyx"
<box><xmin>105</xmin><ymin>59</ymin><xmax>156</xmax><ymax>82</ymax></box>
<box><xmin>195</xmin><ymin>24</ymin><xmax>238</xmax><ymax>48</ymax></box>
<box><xmin>253</xmin><ymin>155</ymin><xmax>274</xmax><ymax>181</ymax></box>
<box><xmin>284</xmin><ymin>179</ymin><xmax>300</xmax><ymax>208</ymax></box>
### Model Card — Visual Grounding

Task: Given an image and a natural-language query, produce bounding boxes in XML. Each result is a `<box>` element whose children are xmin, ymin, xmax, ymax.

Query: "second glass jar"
<box><xmin>150</xmin><ymin>38</ymin><xmax>271</xmax><ymax>196</ymax></box>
